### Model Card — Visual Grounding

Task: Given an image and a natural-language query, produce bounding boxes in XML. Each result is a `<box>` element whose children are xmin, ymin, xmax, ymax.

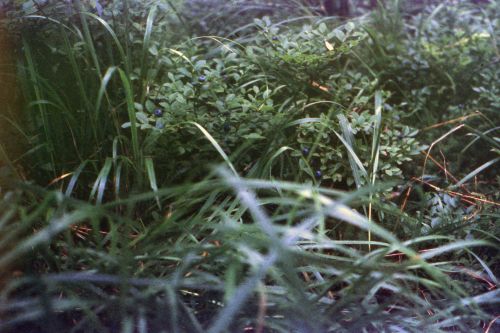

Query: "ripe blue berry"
<box><xmin>223</xmin><ymin>123</ymin><xmax>231</xmax><ymax>132</ymax></box>
<box><xmin>272</xmin><ymin>36</ymin><xmax>279</xmax><ymax>41</ymax></box>
<box><xmin>154</xmin><ymin>108</ymin><xmax>163</xmax><ymax>117</ymax></box>
<box><xmin>198</xmin><ymin>75</ymin><xmax>207</xmax><ymax>82</ymax></box>
<box><xmin>302</xmin><ymin>147</ymin><xmax>310</xmax><ymax>156</ymax></box>
<box><xmin>315</xmin><ymin>170</ymin><xmax>322</xmax><ymax>179</ymax></box>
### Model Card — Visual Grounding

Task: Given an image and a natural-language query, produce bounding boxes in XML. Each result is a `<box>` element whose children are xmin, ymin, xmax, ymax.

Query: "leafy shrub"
<box><xmin>128</xmin><ymin>16</ymin><xmax>424</xmax><ymax>185</ymax></box>
<box><xmin>127</xmin><ymin>40</ymin><xmax>286</xmax><ymax>181</ymax></box>
<box><xmin>364</xmin><ymin>1</ymin><xmax>498</xmax><ymax>124</ymax></box>
<box><xmin>2</xmin><ymin>0</ymin><xmax>426</xmax><ymax>188</ymax></box>
<box><xmin>294</xmin><ymin>85</ymin><xmax>423</xmax><ymax>185</ymax></box>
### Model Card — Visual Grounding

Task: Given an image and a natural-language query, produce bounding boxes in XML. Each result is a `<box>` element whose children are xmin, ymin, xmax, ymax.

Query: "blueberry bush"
<box><xmin>118</xmin><ymin>15</ymin><xmax>425</xmax><ymax>185</ymax></box>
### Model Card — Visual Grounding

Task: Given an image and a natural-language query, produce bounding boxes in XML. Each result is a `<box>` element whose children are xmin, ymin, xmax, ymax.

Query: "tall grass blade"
<box><xmin>189</xmin><ymin>122</ymin><xmax>237</xmax><ymax>175</ymax></box>
<box><xmin>89</xmin><ymin>158</ymin><xmax>113</xmax><ymax>204</ymax></box>
<box><xmin>140</xmin><ymin>5</ymin><xmax>158</xmax><ymax>103</ymax></box>
<box><xmin>453</xmin><ymin>157</ymin><xmax>500</xmax><ymax>188</ymax></box>
<box><xmin>145</xmin><ymin>157</ymin><xmax>161</xmax><ymax>209</ymax></box>
<box><xmin>368</xmin><ymin>91</ymin><xmax>383</xmax><ymax>251</ymax></box>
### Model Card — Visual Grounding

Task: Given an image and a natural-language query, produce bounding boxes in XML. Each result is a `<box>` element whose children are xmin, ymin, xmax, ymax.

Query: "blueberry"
<box><xmin>302</xmin><ymin>147</ymin><xmax>310</xmax><ymax>156</ymax></box>
<box><xmin>314</xmin><ymin>170</ymin><xmax>322</xmax><ymax>179</ymax></box>
<box><xmin>272</xmin><ymin>36</ymin><xmax>279</xmax><ymax>41</ymax></box>
<box><xmin>198</xmin><ymin>75</ymin><xmax>207</xmax><ymax>82</ymax></box>
<box><xmin>156</xmin><ymin>121</ymin><xmax>164</xmax><ymax>129</ymax></box>
<box><xmin>154</xmin><ymin>108</ymin><xmax>163</xmax><ymax>117</ymax></box>
<box><xmin>223</xmin><ymin>123</ymin><xmax>231</xmax><ymax>132</ymax></box>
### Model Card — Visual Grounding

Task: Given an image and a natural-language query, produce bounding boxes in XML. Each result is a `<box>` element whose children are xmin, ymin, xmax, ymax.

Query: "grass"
<box><xmin>0</xmin><ymin>0</ymin><xmax>499</xmax><ymax>332</ymax></box>
<box><xmin>1</xmin><ymin>174</ymin><xmax>496</xmax><ymax>332</ymax></box>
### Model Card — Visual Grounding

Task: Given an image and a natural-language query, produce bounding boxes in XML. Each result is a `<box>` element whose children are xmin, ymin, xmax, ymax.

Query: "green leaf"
<box><xmin>243</xmin><ymin>133</ymin><xmax>265</xmax><ymax>140</ymax></box>
<box><xmin>136</xmin><ymin>112</ymin><xmax>150</xmax><ymax>125</ymax></box>
<box><xmin>334</xmin><ymin>29</ymin><xmax>346</xmax><ymax>42</ymax></box>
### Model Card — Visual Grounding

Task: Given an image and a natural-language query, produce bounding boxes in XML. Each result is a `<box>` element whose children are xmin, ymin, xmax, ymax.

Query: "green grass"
<box><xmin>1</xmin><ymin>174</ymin><xmax>496</xmax><ymax>332</ymax></box>
<box><xmin>0</xmin><ymin>1</ymin><xmax>499</xmax><ymax>332</ymax></box>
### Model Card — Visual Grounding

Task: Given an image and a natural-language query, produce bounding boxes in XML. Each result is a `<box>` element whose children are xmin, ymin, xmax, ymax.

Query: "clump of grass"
<box><xmin>0</xmin><ymin>171</ymin><xmax>497</xmax><ymax>332</ymax></box>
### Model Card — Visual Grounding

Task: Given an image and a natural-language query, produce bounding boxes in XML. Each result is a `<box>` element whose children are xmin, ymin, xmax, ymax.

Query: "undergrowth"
<box><xmin>0</xmin><ymin>0</ymin><xmax>498</xmax><ymax>332</ymax></box>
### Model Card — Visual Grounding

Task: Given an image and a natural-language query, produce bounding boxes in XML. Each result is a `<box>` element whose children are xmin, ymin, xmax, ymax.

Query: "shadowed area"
<box><xmin>0</xmin><ymin>10</ymin><xmax>22</xmax><ymax>190</ymax></box>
